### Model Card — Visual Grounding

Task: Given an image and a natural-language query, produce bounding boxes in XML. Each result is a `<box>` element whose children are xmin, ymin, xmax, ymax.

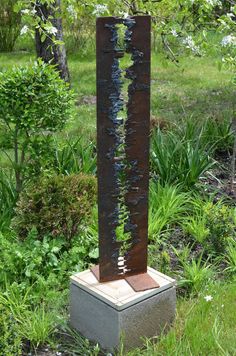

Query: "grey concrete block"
<box><xmin>70</xmin><ymin>268</ymin><xmax>176</xmax><ymax>352</ymax></box>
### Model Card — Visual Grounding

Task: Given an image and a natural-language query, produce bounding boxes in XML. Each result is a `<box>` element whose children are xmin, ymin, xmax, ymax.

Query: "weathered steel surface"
<box><xmin>96</xmin><ymin>16</ymin><xmax>158</xmax><ymax>290</ymax></box>
<box><xmin>125</xmin><ymin>273</ymin><xmax>160</xmax><ymax>292</ymax></box>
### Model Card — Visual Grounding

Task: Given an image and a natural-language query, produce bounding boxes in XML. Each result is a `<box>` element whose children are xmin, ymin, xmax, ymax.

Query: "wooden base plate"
<box><xmin>90</xmin><ymin>265</ymin><xmax>160</xmax><ymax>292</ymax></box>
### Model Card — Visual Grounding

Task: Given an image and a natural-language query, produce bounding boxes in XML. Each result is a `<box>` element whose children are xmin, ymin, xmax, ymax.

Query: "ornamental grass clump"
<box><xmin>151</xmin><ymin>127</ymin><xmax>215</xmax><ymax>188</ymax></box>
<box><xmin>0</xmin><ymin>302</ymin><xmax>22</xmax><ymax>355</ymax></box>
<box><xmin>149</xmin><ymin>182</ymin><xmax>192</xmax><ymax>241</ymax></box>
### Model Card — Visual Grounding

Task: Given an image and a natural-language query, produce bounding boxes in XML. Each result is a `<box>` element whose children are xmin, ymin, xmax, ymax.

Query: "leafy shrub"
<box><xmin>12</xmin><ymin>174</ymin><xmax>96</xmax><ymax>241</ymax></box>
<box><xmin>151</xmin><ymin>127</ymin><xmax>215</xmax><ymax>188</ymax></box>
<box><xmin>204</xmin><ymin>203</ymin><xmax>236</xmax><ymax>255</ymax></box>
<box><xmin>0</xmin><ymin>228</ymin><xmax>98</xmax><ymax>288</ymax></box>
<box><xmin>0</xmin><ymin>302</ymin><xmax>22</xmax><ymax>356</ymax></box>
<box><xmin>191</xmin><ymin>201</ymin><xmax>235</xmax><ymax>255</ymax></box>
<box><xmin>182</xmin><ymin>199</ymin><xmax>236</xmax><ymax>256</ymax></box>
<box><xmin>0</xmin><ymin>229</ymin><xmax>65</xmax><ymax>283</ymax></box>
<box><xmin>0</xmin><ymin>60</ymin><xmax>74</xmax><ymax>193</ymax></box>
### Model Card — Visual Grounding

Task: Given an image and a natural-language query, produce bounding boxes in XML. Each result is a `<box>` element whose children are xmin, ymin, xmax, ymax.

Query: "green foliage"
<box><xmin>149</xmin><ymin>182</ymin><xmax>192</xmax><ymax>241</ymax></box>
<box><xmin>0</xmin><ymin>229</ymin><xmax>98</xmax><ymax>288</ymax></box>
<box><xmin>203</xmin><ymin>116</ymin><xmax>233</xmax><ymax>153</ymax></box>
<box><xmin>182</xmin><ymin>199</ymin><xmax>236</xmax><ymax>257</ymax></box>
<box><xmin>60</xmin><ymin>325</ymin><xmax>100</xmax><ymax>355</ymax></box>
<box><xmin>0</xmin><ymin>169</ymin><xmax>17</xmax><ymax>230</ymax></box>
<box><xmin>0</xmin><ymin>0</ymin><xmax>21</xmax><ymax>52</ymax></box>
<box><xmin>61</xmin><ymin>1</ymin><xmax>96</xmax><ymax>54</ymax></box>
<box><xmin>183</xmin><ymin>214</ymin><xmax>209</xmax><ymax>244</ymax></box>
<box><xmin>178</xmin><ymin>254</ymin><xmax>215</xmax><ymax>295</ymax></box>
<box><xmin>0</xmin><ymin>12</ymin><xmax>235</xmax><ymax>353</ymax></box>
<box><xmin>176</xmin><ymin>116</ymin><xmax>233</xmax><ymax>154</ymax></box>
<box><xmin>0</xmin><ymin>303</ymin><xmax>22</xmax><ymax>356</ymax></box>
<box><xmin>188</xmin><ymin>201</ymin><xmax>236</xmax><ymax>255</ymax></box>
<box><xmin>0</xmin><ymin>230</ymin><xmax>64</xmax><ymax>283</ymax></box>
<box><xmin>151</xmin><ymin>127</ymin><xmax>215</xmax><ymax>188</ymax></box>
<box><xmin>204</xmin><ymin>202</ymin><xmax>236</xmax><ymax>255</ymax></box>
<box><xmin>0</xmin><ymin>60</ymin><xmax>74</xmax><ymax>192</ymax></box>
<box><xmin>225</xmin><ymin>238</ymin><xmax>236</xmax><ymax>277</ymax></box>
<box><xmin>12</xmin><ymin>174</ymin><xmax>96</xmax><ymax>241</ymax></box>
<box><xmin>0</xmin><ymin>60</ymin><xmax>72</xmax><ymax>132</ymax></box>
<box><xmin>52</xmin><ymin>137</ymin><xmax>96</xmax><ymax>175</ymax></box>
<box><xmin>126</xmin><ymin>283</ymin><xmax>236</xmax><ymax>356</ymax></box>
<box><xmin>18</xmin><ymin>305</ymin><xmax>56</xmax><ymax>348</ymax></box>
<box><xmin>0</xmin><ymin>285</ymin><xmax>58</xmax><ymax>350</ymax></box>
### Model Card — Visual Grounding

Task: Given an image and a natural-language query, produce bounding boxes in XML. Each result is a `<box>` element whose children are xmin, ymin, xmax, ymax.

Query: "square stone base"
<box><xmin>70</xmin><ymin>267</ymin><xmax>176</xmax><ymax>352</ymax></box>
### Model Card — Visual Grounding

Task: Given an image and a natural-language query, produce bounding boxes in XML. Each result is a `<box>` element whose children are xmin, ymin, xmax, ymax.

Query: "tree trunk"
<box><xmin>35</xmin><ymin>0</ymin><xmax>70</xmax><ymax>83</ymax></box>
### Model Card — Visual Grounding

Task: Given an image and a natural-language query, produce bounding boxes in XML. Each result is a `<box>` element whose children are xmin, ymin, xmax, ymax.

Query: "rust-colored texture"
<box><xmin>95</xmin><ymin>16</ymin><xmax>158</xmax><ymax>291</ymax></box>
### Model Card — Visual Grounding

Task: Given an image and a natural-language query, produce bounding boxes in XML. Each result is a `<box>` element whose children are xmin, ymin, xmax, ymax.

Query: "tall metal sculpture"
<box><xmin>92</xmin><ymin>16</ymin><xmax>159</xmax><ymax>292</ymax></box>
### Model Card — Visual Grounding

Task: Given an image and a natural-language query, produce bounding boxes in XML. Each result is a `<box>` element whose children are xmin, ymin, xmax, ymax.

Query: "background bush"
<box><xmin>12</xmin><ymin>174</ymin><xmax>97</xmax><ymax>242</ymax></box>
<box><xmin>0</xmin><ymin>0</ymin><xmax>21</xmax><ymax>52</ymax></box>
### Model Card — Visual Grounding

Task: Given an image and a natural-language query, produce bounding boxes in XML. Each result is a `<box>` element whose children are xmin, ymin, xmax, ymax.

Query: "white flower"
<box><xmin>46</xmin><ymin>25</ymin><xmax>58</xmax><ymax>36</ymax></box>
<box><xmin>20</xmin><ymin>25</ymin><xmax>29</xmax><ymax>35</ymax></box>
<box><xmin>183</xmin><ymin>35</ymin><xmax>200</xmax><ymax>54</ymax></box>
<box><xmin>92</xmin><ymin>4</ymin><xmax>108</xmax><ymax>16</ymax></box>
<box><xmin>67</xmin><ymin>5</ymin><xmax>77</xmax><ymax>19</ymax></box>
<box><xmin>118</xmin><ymin>11</ymin><xmax>129</xmax><ymax>18</ymax></box>
<box><xmin>221</xmin><ymin>35</ymin><xmax>236</xmax><ymax>47</ymax></box>
<box><xmin>183</xmin><ymin>35</ymin><xmax>195</xmax><ymax>47</ymax></box>
<box><xmin>171</xmin><ymin>29</ymin><xmax>178</xmax><ymax>37</ymax></box>
<box><xmin>206</xmin><ymin>0</ymin><xmax>220</xmax><ymax>5</ymax></box>
<box><xmin>31</xmin><ymin>9</ymin><xmax>37</xmax><ymax>15</ymax></box>
<box><xmin>21</xmin><ymin>9</ymin><xmax>30</xmax><ymax>15</ymax></box>
<box><xmin>204</xmin><ymin>295</ymin><xmax>213</xmax><ymax>302</ymax></box>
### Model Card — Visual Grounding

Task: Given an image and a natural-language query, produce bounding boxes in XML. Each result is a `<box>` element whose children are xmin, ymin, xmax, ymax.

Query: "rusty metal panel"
<box><xmin>96</xmin><ymin>16</ymin><xmax>156</xmax><ymax>289</ymax></box>
<box><xmin>125</xmin><ymin>273</ymin><xmax>160</xmax><ymax>292</ymax></box>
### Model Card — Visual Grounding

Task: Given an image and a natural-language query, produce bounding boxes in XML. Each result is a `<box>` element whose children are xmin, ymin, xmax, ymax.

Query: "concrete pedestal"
<box><xmin>70</xmin><ymin>267</ymin><xmax>176</xmax><ymax>352</ymax></box>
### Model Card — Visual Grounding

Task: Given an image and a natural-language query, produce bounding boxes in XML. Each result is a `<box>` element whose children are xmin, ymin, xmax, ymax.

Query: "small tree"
<box><xmin>16</xmin><ymin>0</ymin><xmax>70</xmax><ymax>82</ymax></box>
<box><xmin>0</xmin><ymin>60</ymin><xmax>74</xmax><ymax>193</ymax></box>
<box><xmin>35</xmin><ymin>0</ymin><xmax>70</xmax><ymax>82</ymax></box>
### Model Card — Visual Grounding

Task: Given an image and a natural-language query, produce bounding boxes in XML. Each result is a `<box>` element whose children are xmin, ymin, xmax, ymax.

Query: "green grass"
<box><xmin>0</xmin><ymin>51</ymin><xmax>234</xmax><ymax>142</ymax></box>
<box><xmin>125</xmin><ymin>282</ymin><xmax>236</xmax><ymax>356</ymax></box>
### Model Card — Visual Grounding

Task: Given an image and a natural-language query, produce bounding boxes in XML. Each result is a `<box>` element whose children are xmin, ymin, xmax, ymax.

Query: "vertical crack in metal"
<box><xmin>105</xmin><ymin>18</ymin><xmax>144</xmax><ymax>275</ymax></box>
<box><xmin>97</xmin><ymin>16</ymin><xmax>150</xmax><ymax>282</ymax></box>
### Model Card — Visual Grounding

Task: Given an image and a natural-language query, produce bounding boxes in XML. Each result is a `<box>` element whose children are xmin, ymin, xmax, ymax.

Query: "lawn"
<box><xmin>0</xmin><ymin>51</ymin><xmax>234</xmax><ymax>140</ymax></box>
